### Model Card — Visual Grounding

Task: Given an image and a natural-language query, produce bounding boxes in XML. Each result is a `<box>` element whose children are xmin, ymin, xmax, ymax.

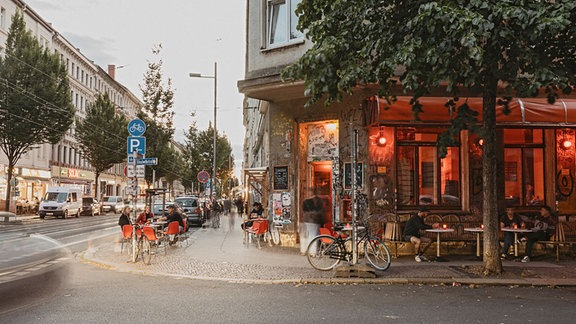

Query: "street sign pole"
<box><xmin>131</xmin><ymin>149</ymin><xmax>138</xmax><ymax>263</ymax></box>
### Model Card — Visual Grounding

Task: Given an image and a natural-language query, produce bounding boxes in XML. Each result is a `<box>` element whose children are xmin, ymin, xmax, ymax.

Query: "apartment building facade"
<box><xmin>0</xmin><ymin>0</ymin><xmax>142</xmax><ymax>208</ymax></box>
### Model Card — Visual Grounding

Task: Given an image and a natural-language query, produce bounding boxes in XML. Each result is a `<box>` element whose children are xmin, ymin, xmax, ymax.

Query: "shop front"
<box><xmin>50</xmin><ymin>166</ymin><xmax>94</xmax><ymax>196</ymax></box>
<box><xmin>365</xmin><ymin>96</ymin><xmax>576</xmax><ymax>219</ymax></box>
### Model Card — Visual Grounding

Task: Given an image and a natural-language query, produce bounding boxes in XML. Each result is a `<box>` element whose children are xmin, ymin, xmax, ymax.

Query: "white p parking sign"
<box><xmin>127</xmin><ymin>136</ymin><xmax>146</xmax><ymax>155</ymax></box>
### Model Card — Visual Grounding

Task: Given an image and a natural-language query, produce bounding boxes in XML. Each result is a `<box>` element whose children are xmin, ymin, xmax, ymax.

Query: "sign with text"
<box><xmin>136</xmin><ymin>157</ymin><xmax>158</xmax><ymax>165</ymax></box>
<box><xmin>126</xmin><ymin>165</ymin><xmax>145</xmax><ymax>178</ymax></box>
<box><xmin>273</xmin><ymin>166</ymin><xmax>289</xmax><ymax>190</ymax></box>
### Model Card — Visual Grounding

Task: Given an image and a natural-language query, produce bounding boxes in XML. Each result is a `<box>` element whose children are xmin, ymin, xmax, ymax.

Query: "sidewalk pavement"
<box><xmin>80</xmin><ymin>213</ymin><xmax>576</xmax><ymax>286</ymax></box>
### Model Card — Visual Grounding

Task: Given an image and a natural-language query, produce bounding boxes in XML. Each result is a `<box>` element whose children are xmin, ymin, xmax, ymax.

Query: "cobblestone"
<box><xmin>83</xmin><ymin>214</ymin><xmax>576</xmax><ymax>286</ymax></box>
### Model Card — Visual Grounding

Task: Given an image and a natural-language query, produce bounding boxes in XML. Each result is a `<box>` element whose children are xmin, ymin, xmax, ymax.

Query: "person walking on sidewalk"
<box><xmin>403</xmin><ymin>206</ymin><xmax>438</xmax><ymax>262</ymax></box>
<box><xmin>300</xmin><ymin>188</ymin><xmax>325</xmax><ymax>255</ymax></box>
<box><xmin>522</xmin><ymin>205</ymin><xmax>557</xmax><ymax>262</ymax></box>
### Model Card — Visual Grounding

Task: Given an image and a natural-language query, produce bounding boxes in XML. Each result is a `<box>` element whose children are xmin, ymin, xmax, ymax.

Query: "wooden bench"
<box><xmin>1</xmin><ymin>211</ymin><xmax>18</xmax><ymax>223</ymax></box>
<box><xmin>537</xmin><ymin>223</ymin><xmax>576</xmax><ymax>261</ymax></box>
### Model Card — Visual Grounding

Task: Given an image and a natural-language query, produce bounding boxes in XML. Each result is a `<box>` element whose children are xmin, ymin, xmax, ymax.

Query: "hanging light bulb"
<box><xmin>376</xmin><ymin>127</ymin><xmax>387</xmax><ymax>146</ymax></box>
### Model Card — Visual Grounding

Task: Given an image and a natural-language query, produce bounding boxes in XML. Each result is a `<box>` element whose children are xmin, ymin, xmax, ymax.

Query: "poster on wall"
<box><xmin>272</xmin><ymin>192</ymin><xmax>292</xmax><ymax>224</ymax></box>
<box><xmin>344</xmin><ymin>162</ymin><xmax>363</xmax><ymax>189</ymax></box>
<box><xmin>307</xmin><ymin>123</ymin><xmax>338</xmax><ymax>161</ymax></box>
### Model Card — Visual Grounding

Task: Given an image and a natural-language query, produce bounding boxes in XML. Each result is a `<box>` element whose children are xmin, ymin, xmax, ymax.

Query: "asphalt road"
<box><xmin>2</xmin><ymin>260</ymin><xmax>576</xmax><ymax>323</ymax></box>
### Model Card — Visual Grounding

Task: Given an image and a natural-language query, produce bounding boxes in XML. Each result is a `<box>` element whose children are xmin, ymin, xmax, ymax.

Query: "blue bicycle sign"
<box><xmin>128</xmin><ymin>118</ymin><xmax>146</xmax><ymax>136</ymax></box>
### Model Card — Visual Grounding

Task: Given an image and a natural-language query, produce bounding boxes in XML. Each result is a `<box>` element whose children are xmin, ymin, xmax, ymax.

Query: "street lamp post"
<box><xmin>189</xmin><ymin>62</ymin><xmax>217</xmax><ymax>199</ymax></box>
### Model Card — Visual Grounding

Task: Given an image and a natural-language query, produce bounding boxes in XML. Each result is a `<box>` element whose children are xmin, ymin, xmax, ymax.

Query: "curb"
<box><xmin>80</xmin><ymin>246</ymin><xmax>576</xmax><ymax>287</ymax></box>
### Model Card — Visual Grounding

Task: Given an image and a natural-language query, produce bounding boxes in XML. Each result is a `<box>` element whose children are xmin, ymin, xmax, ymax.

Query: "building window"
<box><xmin>396</xmin><ymin>127</ymin><xmax>461</xmax><ymax>208</ymax></box>
<box><xmin>1</xmin><ymin>7</ymin><xmax>6</xmax><ymax>30</ymax></box>
<box><xmin>266</xmin><ymin>0</ymin><xmax>303</xmax><ymax>47</ymax></box>
<box><xmin>503</xmin><ymin>129</ymin><xmax>544</xmax><ymax>207</ymax></box>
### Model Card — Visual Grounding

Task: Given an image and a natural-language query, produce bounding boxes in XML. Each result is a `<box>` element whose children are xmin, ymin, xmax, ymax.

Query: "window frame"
<box><xmin>264</xmin><ymin>0</ymin><xmax>304</xmax><ymax>50</ymax></box>
<box><xmin>503</xmin><ymin>129</ymin><xmax>546</xmax><ymax>207</ymax></box>
<box><xmin>395</xmin><ymin>128</ymin><xmax>462</xmax><ymax>209</ymax></box>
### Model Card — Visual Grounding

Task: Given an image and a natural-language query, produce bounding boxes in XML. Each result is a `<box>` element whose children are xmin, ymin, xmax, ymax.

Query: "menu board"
<box><xmin>273</xmin><ymin>166</ymin><xmax>289</xmax><ymax>190</ymax></box>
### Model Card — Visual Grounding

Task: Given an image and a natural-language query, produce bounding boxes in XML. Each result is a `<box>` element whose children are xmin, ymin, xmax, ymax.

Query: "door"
<box><xmin>308</xmin><ymin>161</ymin><xmax>333</xmax><ymax>225</ymax></box>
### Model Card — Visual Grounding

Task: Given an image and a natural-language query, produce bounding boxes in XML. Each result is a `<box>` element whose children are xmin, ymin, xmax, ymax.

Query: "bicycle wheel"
<box><xmin>364</xmin><ymin>237</ymin><xmax>391</xmax><ymax>271</ymax></box>
<box><xmin>141</xmin><ymin>236</ymin><xmax>152</xmax><ymax>265</ymax></box>
<box><xmin>270</xmin><ymin>225</ymin><xmax>281</xmax><ymax>245</ymax></box>
<box><xmin>306</xmin><ymin>235</ymin><xmax>341</xmax><ymax>271</ymax></box>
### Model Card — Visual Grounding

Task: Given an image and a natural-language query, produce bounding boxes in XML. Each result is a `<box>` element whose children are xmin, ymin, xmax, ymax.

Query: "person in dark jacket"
<box><xmin>521</xmin><ymin>205</ymin><xmax>557</xmax><ymax>263</ymax></box>
<box><xmin>118</xmin><ymin>206</ymin><xmax>132</xmax><ymax>228</ymax></box>
<box><xmin>403</xmin><ymin>206</ymin><xmax>438</xmax><ymax>262</ymax></box>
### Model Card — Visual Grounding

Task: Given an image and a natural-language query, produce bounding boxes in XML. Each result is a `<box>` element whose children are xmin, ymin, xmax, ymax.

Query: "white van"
<box><xmin>39</xmin><ymin>187</ymin><xmax>83</xmax><ymax>219</ymax></box>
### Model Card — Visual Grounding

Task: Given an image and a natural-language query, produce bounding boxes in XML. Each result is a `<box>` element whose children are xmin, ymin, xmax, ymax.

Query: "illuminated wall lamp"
<box><xmin>376</xmin><ymin>127</ymin><xmax>387</xmax><ymax>146</ymax></box>
<box><xmin>563</xmin><ymin>140</ymin><xmax>573</xmax><ymax>149</ymax></box>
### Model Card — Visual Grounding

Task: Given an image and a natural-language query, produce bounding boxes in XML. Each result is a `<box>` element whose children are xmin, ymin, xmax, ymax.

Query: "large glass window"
<box><xmin>503</xmin><ymin>129</ymin><xmax>544</xmax><ymax>207</ymax></box>
<box><xmin>267</xmin><ymin>0</ymin><xmax>303</xmax><ymax>47</ymax></box>
<box><xmin>396</xmin><ymin>127</ymin><xmax>461</xmax><ymax>208</ymax></box>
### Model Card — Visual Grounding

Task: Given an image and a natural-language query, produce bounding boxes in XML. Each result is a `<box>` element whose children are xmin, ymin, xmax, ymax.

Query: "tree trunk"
<box><xmin>95</xmin><ymin>171</ymin><xmax>100</xmax><ymax>200</ymax></box>
<box><xmin>4</xmin><ymin>162</ymin><xmax>14</xmax><ymax>212</ymax></box>
<box><xmin>482</xmin><ymin>76</ymin><xmax>503</xmax><ymax>275</ymax></box>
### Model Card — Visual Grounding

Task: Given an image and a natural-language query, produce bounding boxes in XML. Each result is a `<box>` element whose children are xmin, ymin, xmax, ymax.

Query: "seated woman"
<box><xmin>136</xmin><ymin>206</ymin><xmax>154</xmax><ymax>225</ymax></box>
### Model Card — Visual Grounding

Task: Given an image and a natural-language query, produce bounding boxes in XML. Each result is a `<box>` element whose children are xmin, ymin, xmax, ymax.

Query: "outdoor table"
<box><xmin>464</xmin><ymin>227</ymin><xmax>484</xmax><ymax>258</ymax></box>
<box><xmin>501</xmin><ymin>228</ymin><xmax>532</xmax><ymax>257</ymax></box>
<box><xmin>340</xmin><ymin>226</ymin><xmax>365</xmax><ymax>232</ymax></box>
<box><xmin>425</xmin><ymin>228</ymin><xmax>455</xmax><ymax>261</ymax></box>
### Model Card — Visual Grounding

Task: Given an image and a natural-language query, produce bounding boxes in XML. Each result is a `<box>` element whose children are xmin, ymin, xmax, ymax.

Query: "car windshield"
<box><xmin>44</xmin><ymin>192</ymin><xmax>67</xmax><ymax>203</ymax></box>
<box><xmin>175</xmin><ymin>198</ymin><xmax>197</xmax><ymax>207</ymax></box>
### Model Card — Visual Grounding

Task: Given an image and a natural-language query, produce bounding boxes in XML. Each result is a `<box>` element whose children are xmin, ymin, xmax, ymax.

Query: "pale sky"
<box><xmin>24</xmin><ymin>0</ymin><xmax>247</xmax><ymax>177</ymax></box>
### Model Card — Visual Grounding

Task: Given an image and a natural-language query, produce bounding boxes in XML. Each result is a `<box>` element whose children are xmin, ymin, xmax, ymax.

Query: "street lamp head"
<box><xmin>189</xmin><ymin>72</ymin><xmax>202</xmax><ymax>78</ymax></box>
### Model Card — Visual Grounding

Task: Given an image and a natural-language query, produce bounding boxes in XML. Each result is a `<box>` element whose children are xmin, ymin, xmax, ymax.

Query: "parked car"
<box><xmin>101</xmin><ymin>196</ymin><xmax>124</xmax><ymax>214</ymax></box>
<box><xmin>174</xmin><ymin>196</ymin><xmax>204</xmax><ymax>227</ymax></box>
<box><xmin>81</xmin><ymin>197</ymin><xmax>101</xmax><ymax>216</ymax></box>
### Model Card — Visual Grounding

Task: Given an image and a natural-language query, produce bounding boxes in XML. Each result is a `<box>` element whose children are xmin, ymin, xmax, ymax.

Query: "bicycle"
<box><xmin>306</xmin><ymin>222</ymin><xmax>391</xmax><ymax>271</ymax></box>
<box><xmin>129</xmin><ymin>224</ymin><xmax>162</xmax><ymax>265</ymax></box>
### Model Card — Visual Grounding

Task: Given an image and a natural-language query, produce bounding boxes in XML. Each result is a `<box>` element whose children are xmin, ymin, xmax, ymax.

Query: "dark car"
<box><xmin>81</xmin><ymin>197</ymin><xmax>100</xmax><ymax>216</ymax></box>
<box><xmin>174</xmin><ymin>196</ymin><xmax>204</xmax><ymax>226</ymax></box>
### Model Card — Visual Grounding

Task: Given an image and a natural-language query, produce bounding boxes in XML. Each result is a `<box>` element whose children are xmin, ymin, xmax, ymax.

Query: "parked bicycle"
<box><xmin>128</xmin><ymin>224</ymin><xmax>162</xmax><ymax>265</ymax></box>
<box><xmin>306</xmin><ymin>221</ymin><xmax>391</xmax><ymax>271</ymax></box>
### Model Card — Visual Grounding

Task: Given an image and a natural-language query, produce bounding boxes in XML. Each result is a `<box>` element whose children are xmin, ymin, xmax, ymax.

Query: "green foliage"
<box><xmin>285</xmin><ymin>0</ymin><xmax>576</xmax><ymax>106</ymax></box>
<box><xmin>75</xmin><ymin>93</ymin><xmax>128</xmax><ymax>184</ymax></box>
<box><xmin>183</xmin><ymin>119</ymin><xmax>233</xmax><ymax>195</ymax></box>
<box><xmin>0</xmin><ymin>10</ymin><xmax>74</xmax><ymax>208</ymax></box>
<box><xmin>138</xmin><ymin>44</ymin><xmax>177</xmax><ymax>186</ymax></box>
<box><xmin>0</xmin><ymin>10</ymin><xmax>74</xmax><ymax>157</ymax></box>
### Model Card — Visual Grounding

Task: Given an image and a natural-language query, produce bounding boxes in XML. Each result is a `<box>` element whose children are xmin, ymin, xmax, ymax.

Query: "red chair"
<box><xmin>120</xmin><ymin>224</ymin><xmax>133</xmax><ymax>254</ymax></box>
<box><xmin>164</xmin><ymin>221</ymin><xmax>180</xmax><ymax>246</ymax></box>
<box><xmin>143</xmin><ymin>226</ymin><xmax>165</xmax><ymax>255</ymax></box>
<box><xmin>247</xmin><ymin>220</ymin><xmax>270</xmax><ymax>248</ymax></box>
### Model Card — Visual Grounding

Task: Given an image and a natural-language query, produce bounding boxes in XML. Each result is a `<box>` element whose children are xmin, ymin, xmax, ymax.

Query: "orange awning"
<box><xmin>370</xmin><ymin>97</ymin><xmax>576</xmax><ymax>127</ymax></box>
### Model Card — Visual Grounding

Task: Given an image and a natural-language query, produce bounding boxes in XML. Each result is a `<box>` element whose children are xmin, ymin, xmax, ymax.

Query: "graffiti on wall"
<box><xmin>307</xmin><ymin>124</ymin><xmax>338</xmax><ymax>161</ymax></box>
<box><xmin>272</xmin><ymin>192</ymin><xmax>292</xmax><ymax>224</ymax></box>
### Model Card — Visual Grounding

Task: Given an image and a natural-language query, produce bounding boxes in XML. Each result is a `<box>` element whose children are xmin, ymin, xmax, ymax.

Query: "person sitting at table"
<box><xmin>403</xmin><ymin>206</ymin><xmax>438</xmax><ymax>262</ymax></box>
<box><xmin>241</xmin><ymin>202</ymin><xmax>263</xmax><ymax>230</ymax></box>
<box><xmin>160</xmin><ymin>204</ymin><xmax>184</xmax><ymax>233</ymax></box>
<box><xmin>136</xmin><ymin>206</ymin><xmax>154</xmax><ymax>225</ymax></box>
<box><xmin>499</xmin><ymin>207</ymin><xmax>524</xmax><ymax>259</ymax></box>
<box><xmin>118</xmin><ymin>206</ymin><xmax>132</xmax><ymax>228</ymax></box>
<box><xmin>521</xmin><ymin>205</ymin><xmax>557</xmax><ymax>262</ymax></box>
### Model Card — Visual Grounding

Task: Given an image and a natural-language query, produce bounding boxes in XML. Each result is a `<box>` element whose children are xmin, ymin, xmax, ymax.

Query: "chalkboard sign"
<box><xmin>273</xmin><ymin>166</ymin><xmax>289</xmax><ymax>190</ymax></box>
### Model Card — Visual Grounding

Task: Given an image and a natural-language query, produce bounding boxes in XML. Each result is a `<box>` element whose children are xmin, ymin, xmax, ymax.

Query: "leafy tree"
<box><xmin>0</xmin><ymin>11</ymin><xmax>74</xmax><ymax>211</ymax></box>
<box><xmin>283</xmin><ymin>1</ymin><xmax>576</xmax><ymax>275</ymax></box>
<box><xmin>163</xmin><ymin>147</ymin><xmax>186</xmax><ymax>197</ymax></box>
<box><xmin>184</xmin><ymin>120</ymin><xmax>233</xmax><ymax>197</ymax></box>
<box><xmin>138</xmin><ymin>44</ymin><xmax>176</xmax><ymax>187</ymax></box>
<box><xmin>75</xmin><ymin>93</ymin><xmax>128</xmax><ymax>199</ymax></box>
